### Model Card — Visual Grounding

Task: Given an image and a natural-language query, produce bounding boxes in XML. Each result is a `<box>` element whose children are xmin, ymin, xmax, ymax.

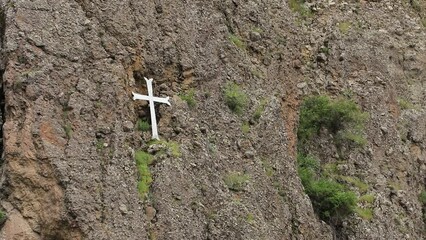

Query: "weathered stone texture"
<box><xmin>0</xmin><ymin>0</ymin><xmax>424</xmax><ymax>239</ymax></box>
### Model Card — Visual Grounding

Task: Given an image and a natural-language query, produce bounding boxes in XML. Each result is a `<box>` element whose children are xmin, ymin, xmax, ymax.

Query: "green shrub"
<box><xmin>289</xmin><ymin>0</ymin><xmax>312</xmax><ymax>18</ymax></box>
<box><xmin>419</xmin><ymin>191</ymin><xmax>426</xmax><ymax>205</ymax></box>
<box><xmin>180</xmin><ymin>88</ymin><xmax>196</xmax><ymax>108</ymax></box>
<box><xmin>96</xmin><ymin>139</ymin><xmax>105</xmax><ymax>150</ymax></box>
<box><xmin>359</xmin><ymin>194</ymin><xmax>375</xmax><ymax>204</ymax></box>
<box><xmin>338</xmin><ymin>22</ymin><xmax>351</xmax><ymax>34</ymax></box>
<box><xmin>397</xmin><ymin>98</ymin><xmax>415</xmax><ymax>110</ymax></box>
<box><xmin>307</xmin><ymin>179</ymin><xmax>357</xmax><ymax>221</ymax></box>
<box><xmin>63</xmin><ymin>123</ymin><xmax>72</xmax><ymax>139</ymax></box>
<box><xmin>148</xmin><ymin>140</ymin><xmax>181</xmax><ymax>158</ymax></box>
<box><xmin>422</xmin><ymin>18</ymin><xmax>426</xmax><ymax>28</ymax></box>
<box><xmin>229</xmin><ymin>34</ymin><xmax>246</xmax><ymax>50</ymax></box>
<box><xmin>224</xmin><ymin>82</ymin><xmax>248</xmax><ymax>115</ymax></box>
<box><xmin>0</xmin><ymin>210</ymin><xmax>5</xmax><ymax>222</ymax></box>
<box><xmin>135</xmin><ymin>151</ymin><xmax>154</xmax><ymax>199</ymax></box>
<box><xmin>297</xmin><ymin>154</ymin><xmax>357</xmax><ymax>222</ymax></box>
<box><xmin>224</xmin><ymin>172</ymin><xmax>250</xmax><ymax>191</ymax></box>
<box><xmin>167</xmin><ymin>141</ymin><xmax>182</xmax><ymax>158</ymax></box>
<box><xmin>355</xmin><ymin>207</ymin><xmax>373</xmax><ymax>221</ymax></box>
<box><xmin>253</xmin><ymin>99</ymin><xmax>267</xmax><ymax>122</ymax></box>
<box><xmin>241</xmin><ymin>122</ymin><xmax>250</xmax><ymax>134</ymax></box>
<box><xmin>246</xmin><ymin>213</ymin><xmax>255</xmax><ymax>224</ymax></box>
<box><xmin>340</xmin><ymin>176</ymin><xmax>369</xmax><ymax>193</ymax></box>
<box><xmin>137</xmin><ymin>119</ymin><xmax>150</xmax><ymax>132</ymax></box>
<box><xmin>297</xmin><ymin>95</ymin><xmax>368</xmax><ymax>149</ymax></box>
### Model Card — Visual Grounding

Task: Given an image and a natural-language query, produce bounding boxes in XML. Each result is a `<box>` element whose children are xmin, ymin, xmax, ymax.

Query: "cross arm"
<box><xmin>132</xmin><ymin>92</ymin><xmax>171</xmax><ymax>106</ymax></box>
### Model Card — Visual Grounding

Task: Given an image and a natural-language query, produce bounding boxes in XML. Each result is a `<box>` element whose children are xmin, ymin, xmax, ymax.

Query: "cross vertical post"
<box><xmin>132</xmin><ymin>78</ymin><xmax>171</xmax><ymax>140</ymax></box>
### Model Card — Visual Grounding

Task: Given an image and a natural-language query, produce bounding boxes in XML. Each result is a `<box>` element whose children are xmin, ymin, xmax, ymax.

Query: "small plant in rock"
<box><xmin>340</xmin><ymin>176</ymin><xmax>369</xmax><ymax>193</ymax></box>
<box><xmin>241</xmin><ymin>122</ymin><xmax>250</xmax><ymax>134</ymax></box>
<box><xmin>397</xmin><ymin>97</ymin><xmax>416</xmax><ymax>110</ymax></box>
<box><xmin>224</xmin><ymin>82</ymin><xmax>248</xmax><ymax>115</ymax></box>
<box><xmin>253</xmin><ymin>99</ymin><xmax>267</xmax><ymax>122</ymax></box>
<box><xmin>137</xmin><ymin>119</ymin><xmax>151</xmax><ymax>132</ymax></box>
<box><xmin>288</xmin><ymin>0</ymin><xmax>312</xmax><ymax>18</ymax></box>
<box><xmin>229</xmin><ymin>34</ymin><xmax>246</xmax><ymax>50</ymax></box>
<box><xmin>419</xmin><ymin>191</ymin><xmax>426</xmax><ymax>205</ymax></box>
<box><xmin>135</xmin><ymin>151</ymin><xmax>154</xmax><ymax>199</ymax></box>
<box><xmin>96</xmin><ymin>139</ymin><xmax>105</xmax><ymax>150</ymax></box>
<box><xmin>179</xmin><ymin>88</ymin><xmax>196</xmax><ymax>108</ymax></box>
<box><xmin>355</xmin><ymin>207</ymin><xmax>373</xmax><ymax>221</ymax></box>
<box><xmin>0</xmin><ymin>210</ymin><xmax>6</xmax><ymax>224</ymax></box>
<box><xmin>224</xmin><ymin>172</ymin><xmax>250</xmax><ymax>191</ymax></box>
<box><xmin>246</xmin><ymin>213</ymin><xmax>255</xmax><ymax>224</ymax></box>
<box><xmin>338</xmin><ymin>21</ymin><xmax>351</xmax><ymax>34</ymax></box>
<box><xmin>359</xmin><ymin>194</ymin><xmax>375</xmax><ymax>204</ymax></box>
<box><xmin>63</xmin><ymin>123</ymin><xmax>72</xmax><ymax>140</ymax></box>
<box><xmin>148</xmin><ymin>139</ymin><xmax>182</xmax><ymax>158</ymax></box>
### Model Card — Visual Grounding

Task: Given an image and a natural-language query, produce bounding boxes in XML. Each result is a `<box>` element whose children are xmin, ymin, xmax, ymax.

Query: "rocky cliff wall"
<box><xmin>0</xmin><ymin>0</ymin><xmax>424</xmax><ymax>239</ymax></box>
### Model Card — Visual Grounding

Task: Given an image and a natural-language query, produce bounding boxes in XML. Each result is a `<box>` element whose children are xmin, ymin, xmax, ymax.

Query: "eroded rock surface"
<box><xmin>0</xmin><ymin>0</ymin><xmax>424</xmax><ymax>239</ymax></box>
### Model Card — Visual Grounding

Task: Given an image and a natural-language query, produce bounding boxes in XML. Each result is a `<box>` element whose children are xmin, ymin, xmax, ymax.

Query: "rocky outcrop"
<box><xmin>0</xmin><ymin>0</ymin><xmax>424</xmax><ymax>239</ymax></box>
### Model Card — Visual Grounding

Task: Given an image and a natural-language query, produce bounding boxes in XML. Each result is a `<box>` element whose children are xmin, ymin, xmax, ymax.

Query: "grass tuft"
<box><xmin>229</xmin><ymin>34</ymin><xmax>246</xmax><ymax>50</ymax></box>
<box><xmin>224</xmin><ymin>172</ymin><xmax>250</xmax><ymax>191</ymax></box>
<box><xmin>137</xmin><ymin>119</ymin><xmax>151</xmax><ymax>132</ymax></box>
<box><xmin>180</xmin><ymin>88</ymin><xmax>196</xmax><ymax>108</ymax></box>
<box><xmin>359</xmin><ymin>194</ymin><xmax>375</xmax><ymax>204</ymax></box>
<box><xmin>356</xmin><ymin>207</ymin><xmax>373</xmax><ymax>221</ymax></box>
<box><xmin>338</xmin><ymin>21</ymin><xmax>351</xmax><ymax>34</ymax></box>
<box><xmin>135</xmin><ymin>151</ymin><xmax>154</xmax><ymax>199</ymax></box>
<box><xmin>224</xmin><ymin>82</ymin><xmax>248</xmax><ymax>115</ymax></box>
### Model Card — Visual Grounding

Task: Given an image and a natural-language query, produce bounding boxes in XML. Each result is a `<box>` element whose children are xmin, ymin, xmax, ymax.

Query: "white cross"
<box><xmin>132</xmin><ymin>77</ymin><xmax>171</xmax><ymax>140</ymax></box>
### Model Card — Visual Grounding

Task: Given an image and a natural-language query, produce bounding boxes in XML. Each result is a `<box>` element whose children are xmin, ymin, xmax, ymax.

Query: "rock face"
<box><xmin>0</xmin><ymin>0</ymin><xmax>424</xmax><ymax>239</ymax></box>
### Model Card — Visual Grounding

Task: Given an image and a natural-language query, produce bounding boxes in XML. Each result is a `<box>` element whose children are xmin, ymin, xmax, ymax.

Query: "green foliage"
<box><xmin>422</xmin><ymin>18</ymin><xmax>426</xmax><ymax>28</ymax></box>
<box><xmin>355</xmin><ymin>207</ymin><xmax>373</xmax><ymax>221</ymax></box>
<box><xmin>135</xmin><ymin>151</ymin><xmax>154</xmax><ymax>199</ymax></box>
<box><xmin>307</xmin><ymin>179</ymin><xmax>357</xmax><ymax>221</ymax></box>
<box><xmin>340</xmin><ymin>176</ymin><xmax>369</xmax><ymax>193</ymax></box>
<box><xmin>397</xmin><ymin>98</ymin><xmax>415</xmax><ymax>110</ymax></box>
<box><xmin>167</xmin><ymin>141</ymin><xmax>182</xmax><ymax>158</ymax></box>
<box><xmin>63</xmin><ymin>123</ymin><xmax>72</xmax><ymax>139</ymax></box>
<box><xmin>253</xmin><ymin>99</ymin><xmax>267</xmax><ymax>122</ymax></box>
<box><xmin>148</xmin><ymin>140</ymin><xmax>181</xmax><ymax>158</ymax></box>
<box><xmin>321</xmin><ymin>163</ymin><xmax>339</xmax><ymax>179</ymax></box>
<box><xmin>320</xmin><ymin>46</ymin><xmax>330</xmax><ymax>55</ymax></box>
<box><xmin>410</xmin><ymin>0</ymin><xmax>421</xmax><ymax>12</ymax></box>
<box><xmin>229</xmin><ymin>34</ymin><xmax>246</xmax><ymax>50</ymax></box>
<box><xmin>241</xmin><ymin>122</ymin><xmax>250</xmax><ymax>134</ymax></box>
<box><xmin>180</xmin><ymin>88</ymin><xmax>196</xmax><ymax>108</ymax></box>
<box><xmin>297</xmin><ymin>95</ymin><xmax>368</xmax><ymax>149</ymax></box>
<box><xmin>338</xmin><ymin>21</ymin><xmax>351</xmax><ymax>34</ymax></box>
<box><xmin>96</xmin><ymin>139</ymin><xmax>105</xmax><ymax>150</ymax></box>
<box><xmin>359</xmin><ymin>194</ymin><xmax>375</xmax><ymax>204</ymax></box>
<box><xmin>137</xmin><ymin>119</ymin><xmax>151</xmax><ymax>132</ymax></box>
<box><xmin>224</xmin><ymin>82</ymin><xmax>248</xmax><ymax>115</ymax></box>
<box><xmin>224</xmin><ymin>172</ymin><xmax>250</xmax><ymax>191</ymax></box>
<box><xmin>297</xmin><ymin>154</ymin><xmax>357</xmax><ymax>222</ymax></box>
<box><xmin>0</xmin><ymin>210</ymin><xmax>5</xmax><ymax>222</ymax></box>
<box><xmin>246</xmin><ymin>213</ymin><xmax>255</xmax><ymax>224</ymax></box>
<box><xmin>289</xmin><ymin>0</ymin><xmax>312</xmax><ymax>18</ymax></box>
<box><xmin>419</xmin><ymin>191</ymin><xmax>426</xmax><ymax>204</ymax></box>
<box><xmin>261</xmin><ymin>159</ymin><xmax>275</xmax><ymax>177</ymax></box>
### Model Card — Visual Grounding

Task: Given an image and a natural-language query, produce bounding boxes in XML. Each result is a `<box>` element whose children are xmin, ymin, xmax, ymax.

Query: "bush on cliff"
<box><xmin>297</xmin><ymin>154</ymin><xmax>357</xmax><ymax>222</ymax></box>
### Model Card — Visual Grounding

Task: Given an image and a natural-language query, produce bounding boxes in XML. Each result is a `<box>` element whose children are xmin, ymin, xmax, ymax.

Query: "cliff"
<box><xmin>0</xmin><ymin>0</ymin><xmax>424</xmax><ymax>239</ymax></box>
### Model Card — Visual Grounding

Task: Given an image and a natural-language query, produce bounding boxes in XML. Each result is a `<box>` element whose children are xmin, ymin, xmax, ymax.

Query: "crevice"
<box><xmin>0</xmin><ymin>1</ymin><xmax>7</xmax><ymax>177</ymax></box>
